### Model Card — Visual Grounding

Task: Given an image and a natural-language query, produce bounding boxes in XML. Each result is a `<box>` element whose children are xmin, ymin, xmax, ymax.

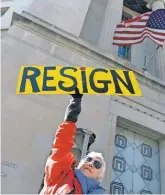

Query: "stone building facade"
<box><xmin>1</xmin><ymin>0</ymin><xmax>165</xmax><ymax>194</ymax></box>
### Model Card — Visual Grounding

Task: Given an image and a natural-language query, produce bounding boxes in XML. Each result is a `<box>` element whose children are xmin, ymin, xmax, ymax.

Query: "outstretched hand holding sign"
<box><xmin>40</xmin><ymin>88</ymin><xmax>106</xmax><ymax>195</ymax></box>
<box><xmin>70</xmin><ymin>87</ymin><xmax>83</xmax><ymax>99</ymax></box>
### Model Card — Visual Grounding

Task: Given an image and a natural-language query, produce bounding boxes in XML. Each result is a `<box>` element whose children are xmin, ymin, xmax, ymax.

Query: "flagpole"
<box><xmin>143</xmin><ymin>46</ymin><xmax>160</xmax><ymax>71</ymax></box>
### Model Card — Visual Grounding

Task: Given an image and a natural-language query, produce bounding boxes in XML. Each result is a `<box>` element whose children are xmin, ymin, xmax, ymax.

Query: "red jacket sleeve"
<box><xmin>44</xmin><ymin>121</ymin><xmax>77</xmax><ymax>185</ymax></box>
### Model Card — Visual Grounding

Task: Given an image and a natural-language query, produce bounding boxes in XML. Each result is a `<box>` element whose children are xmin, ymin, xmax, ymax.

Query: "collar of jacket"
<box><xmin>74</xmin><ymin>169</ymin><xmax>105</xmax><ymax>194</ymax></box>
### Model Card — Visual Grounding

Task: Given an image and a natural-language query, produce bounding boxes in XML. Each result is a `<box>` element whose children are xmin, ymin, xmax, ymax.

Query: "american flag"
<box><xmin>113</xmin><ymin>9</ymin><xmax>165</xmax><ymax>47</ymax></box>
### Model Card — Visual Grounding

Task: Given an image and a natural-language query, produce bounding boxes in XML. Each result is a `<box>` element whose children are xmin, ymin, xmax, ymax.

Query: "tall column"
<box><xmin>104</xmin><ymin>114</ymin><xmax>117</xmax><ymax>193</ymax></box>
<box><xmin>147</xmin><ymin>0</ymin><xmax>165</xmax><ymax>81</ymax></box>
<box><xmin>26</xmin><ymin>0</ymin><xmax>91</xmax><ymax>37</ymax></box>
<box><xmin>159</xmin><ymin>140</ymin><xmax>165</xmax><ymax>194</ymax></box>
<box><xmin>97</xmin><ymin>0</ymin><xmax>124</xmax><ymax>53</ymax></box>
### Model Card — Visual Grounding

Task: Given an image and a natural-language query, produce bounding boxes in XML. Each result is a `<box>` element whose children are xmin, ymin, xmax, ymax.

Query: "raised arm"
<box><xmin>44</xmin><ymin>88</ymin><xmax>83</xmax><ymax>185</ymax></box>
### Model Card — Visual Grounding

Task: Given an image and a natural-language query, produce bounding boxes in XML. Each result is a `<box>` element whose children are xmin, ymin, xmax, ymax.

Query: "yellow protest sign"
<box><xmin>16</xmin><ymin>65</ymin><xmax>142</xmax><ymax>96</ymax></box>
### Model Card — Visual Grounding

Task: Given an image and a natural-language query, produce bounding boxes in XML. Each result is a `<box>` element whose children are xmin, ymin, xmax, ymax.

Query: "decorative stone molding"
<box><xmin>111</xmin><ymin>97</ymin><xmax>165</xmax><ymax>123</ymax></box>
<box><xmin>147</xmin><ymin>0</ymin><xmax>165</xmax><ymax>9</ymax></box>
<box><xmin>10</xmin><ymin>12</ymin><xmax>165</xmax><ymax>90</ymax></box>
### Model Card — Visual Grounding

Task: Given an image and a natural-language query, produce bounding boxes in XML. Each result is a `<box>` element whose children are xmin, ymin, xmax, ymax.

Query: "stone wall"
<box><xmin>1</xmin><ymin>20</ymin><xmax>165</xmax><ymax>193</ymax></box>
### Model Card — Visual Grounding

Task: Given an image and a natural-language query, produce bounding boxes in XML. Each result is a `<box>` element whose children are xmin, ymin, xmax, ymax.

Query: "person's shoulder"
<box><xmin>97</xmin><ymin>186</ymin><xmax>106</xmax><ymax>193</ymax></box>
<box><xmin>90</xmin><ymin>186</ymin><xmax>106</xmax><ymax>194</ymax></box>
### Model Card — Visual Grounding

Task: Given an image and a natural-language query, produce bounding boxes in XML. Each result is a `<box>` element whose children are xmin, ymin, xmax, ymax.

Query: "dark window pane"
<box><xmin>118</xmin><ymin>11</ymin><xmax>132</xmax><ymax>60</ymax></box>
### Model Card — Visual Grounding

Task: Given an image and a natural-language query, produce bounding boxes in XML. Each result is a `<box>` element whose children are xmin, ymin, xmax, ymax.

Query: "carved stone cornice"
<box><xmin>111</xmin><ymin>97</ymin><xmax>165</xmax><ymax>123</ymax></box>
<box><xmin>147</xmin><ymin>0</ymin><xmax>165</xmax><ymax>9</ymax></box>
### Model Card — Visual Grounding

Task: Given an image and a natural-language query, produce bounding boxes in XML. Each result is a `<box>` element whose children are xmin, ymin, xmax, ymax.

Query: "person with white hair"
<box><xmin>40</xmin><ymin>88</ymin><xmax>106</xmax><ymax>194</ymax></box>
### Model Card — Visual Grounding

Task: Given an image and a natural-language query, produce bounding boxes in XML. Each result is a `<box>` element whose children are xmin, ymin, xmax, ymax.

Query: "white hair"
<box><xmin>77</xmin><ymin>151</ymin><xmax>106</xmax><ymax>181</ymax></box>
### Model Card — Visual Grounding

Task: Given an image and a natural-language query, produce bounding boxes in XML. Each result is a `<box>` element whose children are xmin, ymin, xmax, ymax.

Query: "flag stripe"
<box><xmin>124</xmin><ymin>15</ymin><xmax>151</xmax><ymax>24</ymax></box>
<box><xmin>113</xmin><ymin>32</ymin><xmax>165</xmax><ymax>42</ymax></box>
<box><xmin>114</xmin><ymin>32</ymin><xmax>165</xmax><ymax>41</ymax></box>
<box><xmin>123</xmin><ymin>19</ymin><xmax>149</xmax><ymax>26</ymax></box>
<box><xmin>124</xmin><ymin>18</ymin><xmax>150</xmax><ymax>25</ymax></box>
<box><xmin>124</xmin><ymin>12</ymin><xmax>152</xmax><ymax>24</ymax></box>
<box><xmin>115</xmin><ymin>27</ymin><xmax>165</xmax><ymax>33</ymax></box>
<box><xmin>114</xmin><ymin>28</ymin><xmax>165</xmax><ymax>36</ymax></box>
<box><xmin>115</xmin><ymin>27</ymin><xmax>148</xmax><ymax>32</ymax></box>
<box><xmin>117</xmin><ymin>23</ymin><xmax>147</xmax><ymax>28</ymax></box>
<box><xmin>113</xmin><ymin>39</ymin><xmax>163</xmax><ymax>46</ymax></box>
<box><xmin>113</xmin><ymin>34</ymin><xmax>164</xmax><ymax>46</ymax></box>
<box><xmin>139</xmin><ymin>17</ymin><xmax>150</xmax><ymax>21</ymax></box>
<box><xmin>123</xmin><ymin>25</ymin><xmax>146</xmax><ymax>28</ymax></box>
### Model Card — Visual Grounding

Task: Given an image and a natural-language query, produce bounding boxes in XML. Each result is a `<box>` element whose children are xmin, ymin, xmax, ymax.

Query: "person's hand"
<box><xmin>70</xmin><ymin>87</ymin><xmax>83</xmax><ymax>99</ymax></box>
<box><xmin>64</xmin><ymin>87</ymin><xmax>83</xmax><ymax>122</ymax></box>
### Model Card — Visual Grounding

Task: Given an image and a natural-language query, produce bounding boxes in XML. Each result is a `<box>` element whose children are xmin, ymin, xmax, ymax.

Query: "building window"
<box><xmin>123</xmin><ymin>0</ymin><xmax>151</xmax><ymax>14</ymax></box>
<box><xmin>122</xmin><ymin>11</ymin><xmax>132</xmax><ymax>21</ymax></box>
<box><xmin>118</xmin><ymin>11</ymin><xmax>132</xmax><ymax>61</ymax></box>
<box><xmin>118</xmin><ymin>46</ymin><xmax>131</xmax><ymax>61</ymax></box>
<box><xmin>0</xmin><ymin>7</ymin><xmax>9</xmax><ymax>17</ymax></box>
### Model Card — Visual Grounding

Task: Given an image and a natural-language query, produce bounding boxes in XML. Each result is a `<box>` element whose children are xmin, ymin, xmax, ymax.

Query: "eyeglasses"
<box><xmin>84</xmin><ymin>157</ymin><xmax>102</xmax><ymax>169</ymax></box>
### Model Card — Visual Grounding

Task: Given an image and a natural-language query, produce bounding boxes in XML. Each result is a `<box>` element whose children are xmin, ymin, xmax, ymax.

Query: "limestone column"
<box><xmin>159</xmin><ymin>140</ymin><xmax>165</xmax><ymax>194</ymax></box>
<box><xmin>98</xmin><ymin>0</ymin><xmax>124</xmax><ymax>53</ymax></box>
<box><xmin>103</xmin><ymin>114</ymin><xmax>117</xmax><ymax>193</ymax></box>
<box><xmin>147</xmin><ymin>0</ymin><xmax>165</xmax><ymax>81</ymax></box>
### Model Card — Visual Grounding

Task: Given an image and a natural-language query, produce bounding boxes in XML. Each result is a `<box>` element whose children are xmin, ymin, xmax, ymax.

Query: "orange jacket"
<box><xmin>40</xmin><ymin>121</ymin><xmax>82</xmax><ymax>195</ymax></box>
